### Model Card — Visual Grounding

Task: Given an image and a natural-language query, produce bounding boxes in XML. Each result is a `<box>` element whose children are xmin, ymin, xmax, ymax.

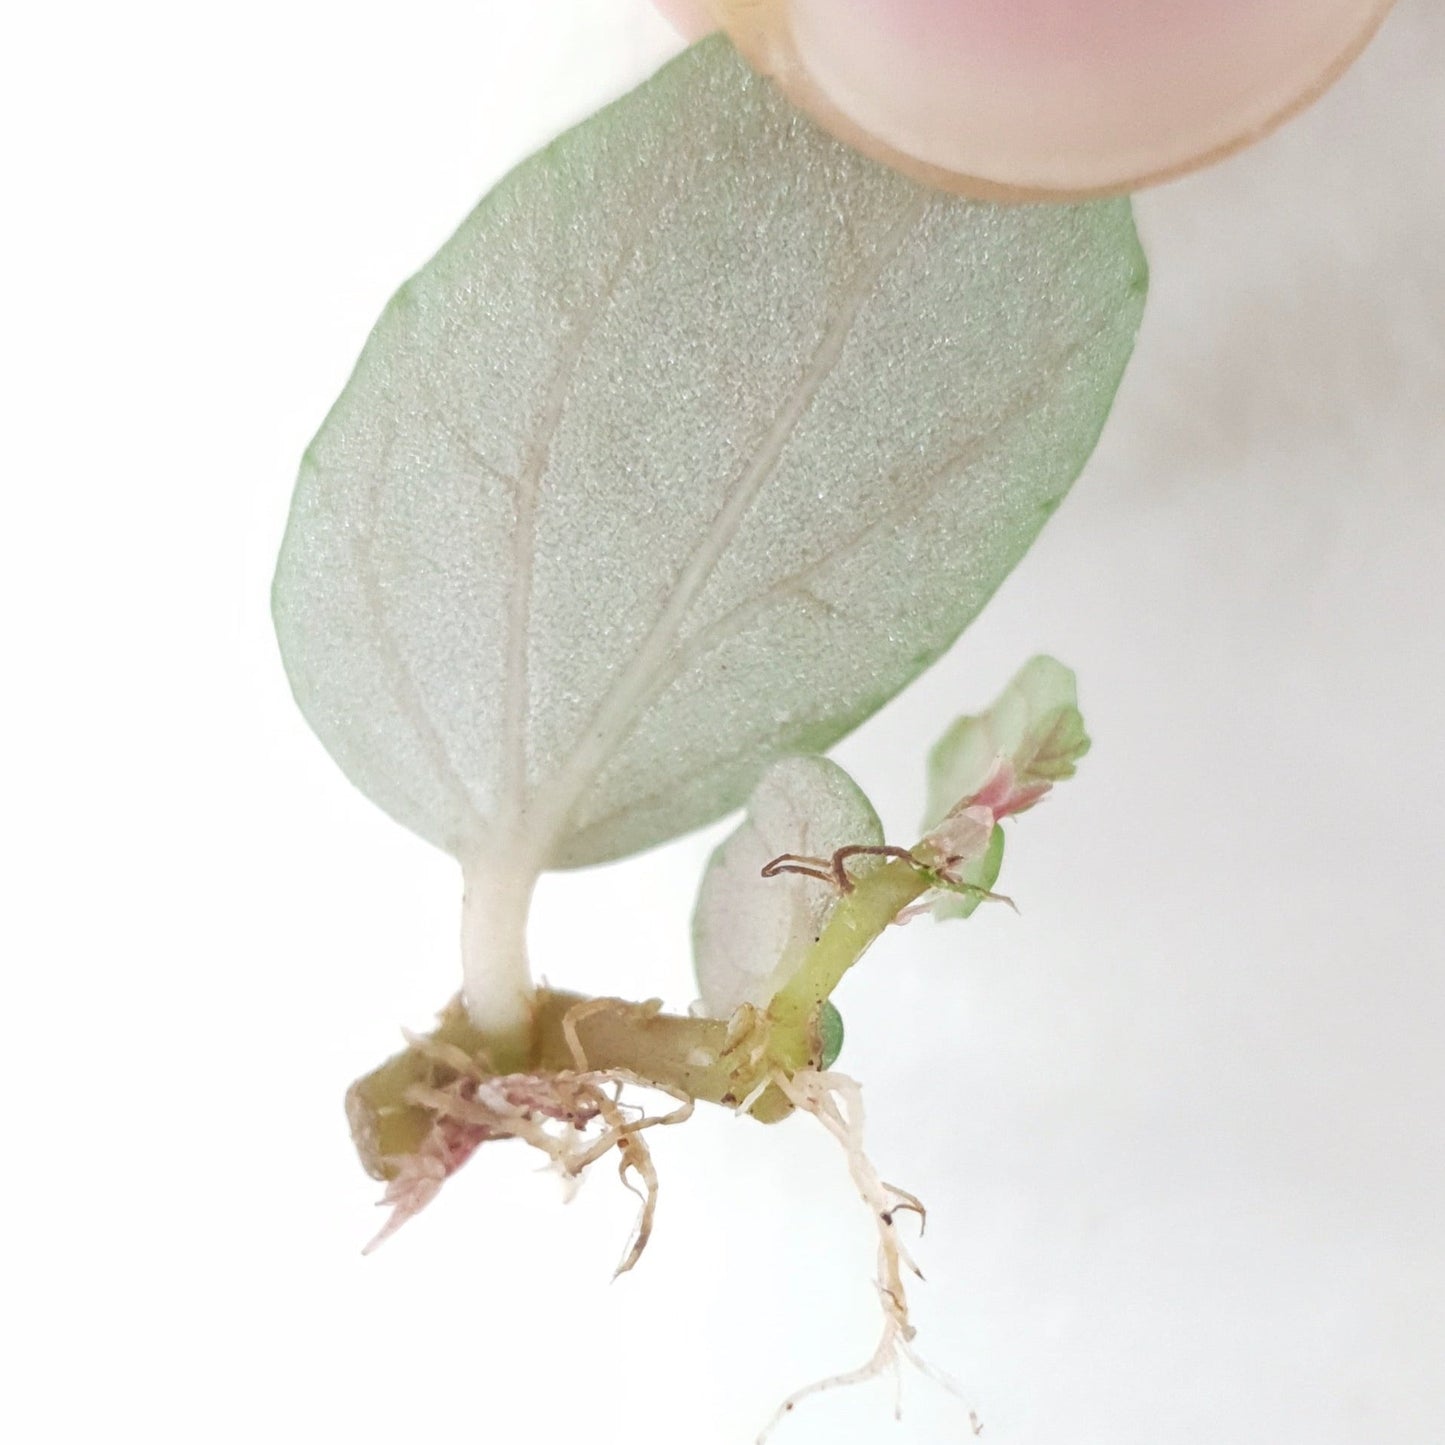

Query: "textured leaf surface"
<box><xmin>693</xmin><ymin>757</ymin><xmax>882</xmax><ymax>1018</ymax></box>
<box><xmin>273</xmin><ymin>37</ymin><xmax>1145</xmax><ymax>881</ymax></box>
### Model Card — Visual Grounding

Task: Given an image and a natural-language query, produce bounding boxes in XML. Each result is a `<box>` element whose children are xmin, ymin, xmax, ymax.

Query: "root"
<box><xmin>758</xmin><ymin>1069</ymin><xmax>972</xmax><ymax>1442</ymax></box>
<box><xmin>358</xmin><ymin>1026</ymin><xmax>982</xmax><ymax>1435</ymax></box>
<box><xmin>763</xmin><ymin>845</ymin><xmax>1016</xmax><ymax>919</ymax></box>
<box><xmin>362</xmin><ymin>1013</ymin><xmax>692</xmax><ymax>1263</ymax></box>
<box><xmin>762</xmin><ymin>845</ymin><xmax>920</xmax><ymax>894</ymax></box>
<box><xmin>560</xmin><ymin>998</ymin><xmax>696</xmax><ymax>1274</ymax></box>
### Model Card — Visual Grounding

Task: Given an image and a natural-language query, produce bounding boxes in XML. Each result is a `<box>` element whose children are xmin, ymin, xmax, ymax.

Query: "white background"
<box><xmin>4</xmin><ymin>3</ymin><xmax>1442</xmax><ymax>1442</ymax></box>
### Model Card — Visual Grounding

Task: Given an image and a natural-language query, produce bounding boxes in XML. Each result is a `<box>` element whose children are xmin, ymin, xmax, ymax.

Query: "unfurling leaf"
<box><xmin>693</xmin><ymin>756</ymin><xmax>881</xmax><ymax>1018</ymax></box>
<box><xmin>272</xmin><ymin>37</ymin><xmax>1142</xmax><ymax>1015</ymax></box>
<box><xmin>922</xmin><ymin>655</ymin><xmax>1087</xmax><ymax>920</ymax></box>
<box><xmin>925</xmin><ymin>656</ymin><xmax>1090</xmax><ymax>826</ymax></box>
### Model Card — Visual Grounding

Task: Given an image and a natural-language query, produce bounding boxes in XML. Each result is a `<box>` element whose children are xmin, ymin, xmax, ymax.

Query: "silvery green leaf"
<box><xmin>693</xmin><ymin>757</ymin><xmax>882</xmax><ymax>1018</ymax></box>
<box><xmin>273</xmin><ymin>37</ymin><xmax>1144</xmax><ymax>900</ymax></box>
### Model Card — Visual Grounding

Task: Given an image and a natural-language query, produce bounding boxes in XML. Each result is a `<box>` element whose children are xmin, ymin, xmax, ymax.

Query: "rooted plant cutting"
<box><xmin>273</xmin><ymin>37</ymin><xmax>1145</xmax><ymax>1430</ymax></box>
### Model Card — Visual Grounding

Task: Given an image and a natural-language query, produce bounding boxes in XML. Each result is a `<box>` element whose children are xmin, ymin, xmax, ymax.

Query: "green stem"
<box><xmin>765</xmin><ymin>858</ymin><xmax>931</xmax><ymax>1071</ymax></box>
<box><xmin>348</xmin><ymin>851</ymin><xmax>936</xmax><ymax>1180</ymax></box>
<box><xmin>347</xmin><ymin>987</ymin><xmax>795</xmax><ymax>1178</ymax></box>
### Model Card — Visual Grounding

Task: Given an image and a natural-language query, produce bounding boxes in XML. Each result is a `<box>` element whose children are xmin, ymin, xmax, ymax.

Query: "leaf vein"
<box><xmin>563</xmin><ymin>329</ymin><xmax>1098</xmax><ymax>847</ymax></box>
<box><xmin>531</xmin><ymin>197</ymin><xmax>930</xmax><ymax>852</ymax></box>
<box><xmin>498</xmin><ymin>240</ymin><xmax>642</xmax><ymax>832</ymax></box>
<box><xmin>351</xmin><ymin>469</ymin><xmax>488</xmax><ymax>848</ymax></box>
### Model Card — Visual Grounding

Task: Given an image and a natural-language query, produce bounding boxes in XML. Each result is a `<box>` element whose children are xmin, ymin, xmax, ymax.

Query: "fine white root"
<box><xmin>758</xmin><ymin>1069</ymin><xmax>971</xmax><ymax>1442</ymax></box>
<box><xmin>564</xmin><ymin>1074</ymin><xmax>695</xmax><ymax>1276</ymax></box>
<box><xmin>893</xmin><ymin>885</ymin><xmax>1017</xmax><ymax>926</ymax></box>
<box><xmin>891</xmin><ymin>894</ymin><xmax>940</xmax><ymax>926</ymax></box>
<box><xmin>363</xmin><ymin>1016</ymin><xmax>691</xmax><ymax>1262</ymax></box>
<box><xmin>561</xmin><ymin>997</ymin><xmax>696</xmax><ymax>1276</ymax></box>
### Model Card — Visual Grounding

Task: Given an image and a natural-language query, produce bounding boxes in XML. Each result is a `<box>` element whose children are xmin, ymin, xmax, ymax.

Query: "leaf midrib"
<box><xmin>520</xmin><ymin>196</ymin><xmax>931</xmax><ymax>863</ymax></box>
<box><xmin>559</xmin><ymin>326</ymin><xmax>1108</xmax><ymax>852</ymax></box>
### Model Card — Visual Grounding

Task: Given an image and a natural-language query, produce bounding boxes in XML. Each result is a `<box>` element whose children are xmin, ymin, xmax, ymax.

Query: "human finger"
<box><xmin>701</xmin><ymin>0</ymin><xmax>1397</xmax><ymax>198</ymax></box>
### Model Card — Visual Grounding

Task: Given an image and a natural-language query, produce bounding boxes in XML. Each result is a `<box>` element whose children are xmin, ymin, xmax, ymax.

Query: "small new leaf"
<box><xmin>925</xmin><ymin>656</ymin><xmax>1089</xmax><ymax>827</ymax></box>
<box><xmin>693</xmin><ymin>756</ymin><xmax>882</xmax><ymax>1019</ymax></box>
<box><xmin>923</xmin><ymin>656</ymin><xmax>1088</xmax><ymax>921</ymax></box>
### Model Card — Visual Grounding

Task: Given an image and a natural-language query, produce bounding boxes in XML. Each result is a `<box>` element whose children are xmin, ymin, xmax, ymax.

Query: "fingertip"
<box><xmin>713</xmin><ymin>0</ymin><xmax>1396</xmax><ymax>197</ymax></box>
<box><xmin>651</xmin><ymin>0</ymin><xmax>718</xmax><ymax>42</ymax></box>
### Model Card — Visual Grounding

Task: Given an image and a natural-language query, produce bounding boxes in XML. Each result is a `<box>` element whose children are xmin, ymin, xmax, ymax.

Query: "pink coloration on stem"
<box><xmin>363</xmin><ymin>1115</ymin><xmax>489</xmax><ymax>1254</ymax></box>
<box><xmin>361</xmin><ymin>1072</ymin><xmax>608</xmax><ymax>1253</ymax></box>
